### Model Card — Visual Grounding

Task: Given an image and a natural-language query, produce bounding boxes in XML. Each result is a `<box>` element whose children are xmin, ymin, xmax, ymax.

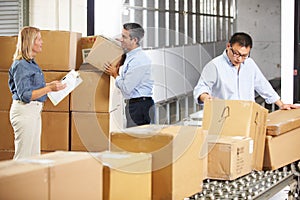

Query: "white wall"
<box><xmin>29</xmin><ymin>0</ymin><xmax>87</xmax><ymax>35</ymax></box>
<box><xmin>237</xmin><ymin>0</ymin><xmax>281</xmax><ymax>80</ymax></box>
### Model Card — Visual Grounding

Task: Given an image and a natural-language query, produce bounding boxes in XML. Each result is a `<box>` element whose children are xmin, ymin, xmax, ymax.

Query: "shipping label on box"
<box><xmin>202</xmin><ymin>99</ymin><xmax>268</xmax><ymax>171</ymax></box>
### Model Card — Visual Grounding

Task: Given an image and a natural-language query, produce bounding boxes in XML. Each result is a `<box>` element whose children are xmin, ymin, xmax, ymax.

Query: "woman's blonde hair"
<box><xmin>13</xmin><ymin>26</ymin><xmax>40</xmax><ymax>61</ymax></box>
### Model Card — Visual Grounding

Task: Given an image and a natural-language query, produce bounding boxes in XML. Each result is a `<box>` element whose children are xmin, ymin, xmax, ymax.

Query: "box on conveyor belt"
<box><xmin>202</xmin><ymin>99</ymin><xmax>268</xmax><ymax>171</ymax></box>
<box><xmin>111</xmin><ymin>125</ymin><xmax>207</xmax><ymax>200</ymax></box>
<box><xmin>85</xmin><ymin>35</ymin><xmax>123</xmax><ymax>71</ymax></box>
<box><xmin>263</xmin><ymin>127</ymin><xmax>300</xmax><ymax>170</ymax></box>
<box><xmin>35</xmin><ymin>30</ymin><xmax>82</xmax><ymax>71</ymax></box>
<box><xmin>97</xmin><ymin>151</ymin><xmax>152</xmax><ymax>200</ymax></box>
<box><xmin>0</xmin><ymin>151</ymin><xmax>103</xmax><ymax>200</ymax></box>
<box><xmin>266</xmin><ymin>109</ymin><xmax>300</xmax><ymax>136</ymax></box>
<box><xmin>207</xmin><ymin>136</ymin><xmax>253</xmax><ymax>180</ymax></box>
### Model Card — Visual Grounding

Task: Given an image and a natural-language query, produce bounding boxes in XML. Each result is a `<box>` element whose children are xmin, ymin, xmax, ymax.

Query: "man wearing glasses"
<box><xmin>193</xmin><ymin>32</ymin><xmax>298</xmax><ymax>110</ymax></box>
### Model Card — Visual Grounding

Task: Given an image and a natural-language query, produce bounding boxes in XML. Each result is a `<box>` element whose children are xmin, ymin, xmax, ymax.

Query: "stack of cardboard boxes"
<box><xmin>70</xmin><ymin>35</ymin><xmax>123</xmax><ymax>152</ymax></box>
<box><xmin>264</xmin><ymin>108</ymin><xmax>300</xmax><ymax>170</ymax></box>
<box><xmin>0</xmin><ymin>35</ymin><xmax>18</xmax><ymax>159</ymax></box>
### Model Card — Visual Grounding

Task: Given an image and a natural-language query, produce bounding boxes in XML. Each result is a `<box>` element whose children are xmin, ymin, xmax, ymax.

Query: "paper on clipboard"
<box><xmin>48</xmin><ymin>70</ymin><xmax>83</xmax><ymax>106</ymax></box>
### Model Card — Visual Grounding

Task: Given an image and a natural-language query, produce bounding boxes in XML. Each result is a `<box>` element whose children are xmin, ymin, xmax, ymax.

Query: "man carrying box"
<box><xmin>105</xmin><ymin>23</ymin><xmax>155</xmax><ymax>127</ymax></box>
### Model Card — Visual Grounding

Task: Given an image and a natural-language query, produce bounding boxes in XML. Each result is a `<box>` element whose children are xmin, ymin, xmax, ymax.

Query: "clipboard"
<box><xmin>47</xmin><ymin>70</ymin><xmax>83</xmax><ymax>106</ymax></box>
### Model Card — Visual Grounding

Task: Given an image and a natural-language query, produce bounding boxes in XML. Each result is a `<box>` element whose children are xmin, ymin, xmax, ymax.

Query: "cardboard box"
<box><xmin>111</xmin><ymin>125</ymin><xmax>207</xmax><ymax>200</ymax></box>
<box><xmin>266</xmin><ymin>109</ymin><xmax>300</xmax><ymax>136</ymax></box>
<box><xmin>0</xmin><ymin>36</ymin><xmax>17</xmax><ymax>71</ymax></box>
<box><xmin>0</xmin><ymin>159</ymin><xmax>49</xmax><ymax>200</ymax></box>
<box><xmin>0</xmin><ymin>111</ymin><xmax>69</xmax><ymax>151</ymax></box>
<box><xmin>35</xmin><ymin>30</ymin><xmax>82</xmax><ymax>71</ymax></box>
<box><xmin>81</xmin><ymin>35</ymin><xmax>98</xmax><ymax>50</ymax></box>
<box><xmin>85</xmin><ymin>35</ymin><xmax>123</xmax><ymax>71</ymax></box>
<box><xmin>41</xmin><ymin>112</ymin><xmax>69</xmax><ymax>151</ymax></box>
<box><xmin>263</xmin><ymin>127</ymin><xmax>300</xmax><ymax>170</ymax></box>
<box><xmin>71</xmin><ymin>112</ymin><xmax>110</xmax><ymax>151</ymax></box>
<box><xmin>0</xmin><ymin>150</ymin><xmax>14</xmax><ymax>161</ymax></box>
<box><xmin>98</xmin><ymin>151</ymin><xmax>151</xmax><ymax>200</ymax></box>
<box><xmin>207</xmin><ymin>136</ymin><xmax>253</xmax><ymax>180</ymax></box>
<box><xmin>0</xmin><ymin>111</ymin><xmax>14</xmax><ymax>150</ymax></box>
<box><xmin>70</xmin><ymin>70</ymin><xmax>110</xmax><ymax>112</ymax></box>
<box><xmin>79</xmin><ymin>36</ymin><xmax>98</xmax><ymax>64</ymax></box>
<box><xmin>30</xmin><ymin>151</ymin><xmax>103</xmax><ymax>200</ymax></box>
<box><xmin>43</xmin><ymin>71</ymin><xmax>69</xmax><ymax>112</ymax></box>
<box><xmin>202</xmin><ymin>99</ymin><xmax>268</xmax><ymax>170</ymax></box>
<box><xmin>0</xmin><ymin>72</ymin><xmax>12</xmax><ymax>111</ymax></box>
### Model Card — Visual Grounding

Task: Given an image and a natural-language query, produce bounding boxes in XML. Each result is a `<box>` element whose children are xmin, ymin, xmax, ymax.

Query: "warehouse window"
<box><xmin>0</xmin><ymin>0</ymin><xmax>28</xmax><ymax>36</ymax></box>
<box><xmin>122</xmin><ymin>0</ymin><xmax>236</xmax><ymax>48</ymax></box>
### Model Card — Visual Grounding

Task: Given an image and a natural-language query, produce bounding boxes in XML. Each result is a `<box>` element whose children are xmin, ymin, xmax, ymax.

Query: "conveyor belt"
<box><xmin>187</xmin><ymin>161</ymin><xmax>300</xmax><ymax>200</ymax></box>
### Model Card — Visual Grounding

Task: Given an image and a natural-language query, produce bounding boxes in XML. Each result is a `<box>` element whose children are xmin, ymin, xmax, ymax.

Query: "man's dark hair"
<box><xmin>229</xmin><ymin>32</ymin><xmax>253</xmax><ymax>48</ymax></box>
<box><xmin>123</xmin><ymin>22</ymin><xmax>144</xmax><ymax>45</ymax></box>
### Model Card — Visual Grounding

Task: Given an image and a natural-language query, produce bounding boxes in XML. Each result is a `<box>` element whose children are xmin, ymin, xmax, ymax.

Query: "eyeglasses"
<box><xmin>229</xmin><ymin>47</ymin><xmax>250</xmax><ymax>59</ymax></box>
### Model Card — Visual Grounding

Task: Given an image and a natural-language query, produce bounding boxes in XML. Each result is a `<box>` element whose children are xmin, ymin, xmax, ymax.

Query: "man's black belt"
<box><xmin>124</xmin><ymin>97</ymin><xmax>152</xmax><ymax>104</ymax></box>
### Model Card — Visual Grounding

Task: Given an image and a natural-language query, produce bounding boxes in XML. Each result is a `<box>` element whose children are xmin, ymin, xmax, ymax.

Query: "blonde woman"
<box><xmin>8</xmin><ymin>26</ymin><xmax>66</xmax><ymax>159</ymax></box>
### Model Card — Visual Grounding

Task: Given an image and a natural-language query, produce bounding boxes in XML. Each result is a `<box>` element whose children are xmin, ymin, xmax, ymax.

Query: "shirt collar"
<box><xmin>126</xmin><ymin>46</ymin><xmax>142</xmax><ymax>57</ymax></box>
<box><xmin>222</xmin><ymin>49</ymin><xmax>246</xmax><ymax>67</ymax></box>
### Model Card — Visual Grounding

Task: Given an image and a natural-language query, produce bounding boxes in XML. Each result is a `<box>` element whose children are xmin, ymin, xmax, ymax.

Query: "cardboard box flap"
<box><xmin>266</xmin><ymin>109</ymin><xmax>300</xmax><ymax>136</ymax></box>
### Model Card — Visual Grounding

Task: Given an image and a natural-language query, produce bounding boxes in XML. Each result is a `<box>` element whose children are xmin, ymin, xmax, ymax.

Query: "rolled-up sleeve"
<box><xmin>193</xmin><ymin>62</ymin><xmax>217</xmax><ymax>104</ymax></box>
<box><xmin>13</xmin><ymin>66</ymin><xmax>32</xmax><ymax>103</ymax></box>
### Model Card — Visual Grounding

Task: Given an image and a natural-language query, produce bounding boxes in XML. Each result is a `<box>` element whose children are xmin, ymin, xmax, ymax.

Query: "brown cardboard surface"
<box><xmin>202</xmin><ymin>99</ymin><xmax>268</xmax><ymax>171</ymax></box>
<box><xmin>70</xmin><ymin>70</ymin><xmax>110</xmax><ymax>112</ymax></box>
<box><xmin>111</xmin><ymin>125</ymin><xmax>206</xmax><ymax>200</ymax></box>
<box><xmin>207</xmin><ymin>136</ymin><xmax>253</xmax><ymax>180</ymax></box>
<box><xmin>35</xmin><ymin>30</ymin><xmax>82</xmax><ymax>71</ymax></box>
<box><xmin>71</xmin><ymin>112</ymin><xmax>110</xmax><ymax>151</ymax></box>
<box><xmin>266</xmin><ymin>109</ymin><xmax>300</xmax><ymax>136</ymax></box>
<box><xmin>1</xmin><ymin>108</ymin><xmax>70</xmax><ymax>152</ymax></box>
<box><xmin>263</xmin><ymin>127</ymin><xmax>300</xmax><ymax>170</ymax></box>
<box><xmin>41</xmin><ymin>112</ymin><xmax>69</xmax><ymax>151</ymax></box>
<box><xmin>0</xmin><ymin>160</ymin><xmax>49</xmax><ymax>200</ymax></box>
<box><xmin>85</xmin><ymin>35</ymin><xmax>123</xmax><ymax>71</ymax></box>
<box><xmin>98</xmin><ymin>151</ymin><xmax>151</xmax><ymax>200</ymax></box>
<box><xmin>0</xmin><ymin>72</ymin><xmax>12</xmax><ymax>111</ymax></box>
<box><xmin>0</xmin><ymin>36</ymin><xmax>17</xmax><ymax>71</ymax></box>
<box><xmin>30</xmin><ymin>151</ymin><xmax>103</xmax><ymax>200</ymax></box>
<box><xmin>0</xmin><ymin>150</ymin><xmax>14</xmax><ymax>161</ymax></box>
<box><xmin>0</xmin><ymin>111</ymin><xmax>14</xmax><ymax>150</ymax></box>
<box><xmin>43</xmin><ymin>71</ymin><xmax>69</xmax><ymax>112</ymax></box>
